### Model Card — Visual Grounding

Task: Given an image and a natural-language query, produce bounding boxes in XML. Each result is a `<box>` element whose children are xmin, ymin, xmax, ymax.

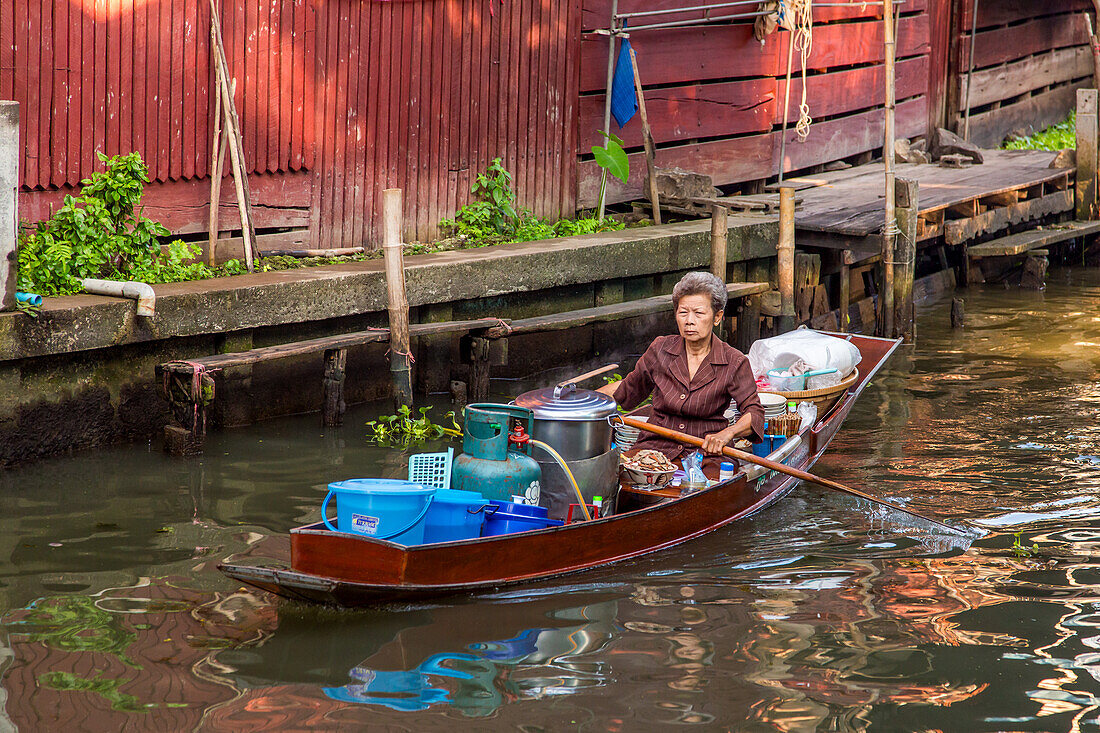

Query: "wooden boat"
<box><xmin>220</xmin><ymin>333</ymin><xmax>900</xmax><ymax>607</ymax></box>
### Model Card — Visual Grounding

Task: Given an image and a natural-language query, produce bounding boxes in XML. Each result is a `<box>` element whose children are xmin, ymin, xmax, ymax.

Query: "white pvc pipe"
<box><xmin>81</xmin><ymin>278</ymin><xmax>156</xmax><ymax>317</ymax></box>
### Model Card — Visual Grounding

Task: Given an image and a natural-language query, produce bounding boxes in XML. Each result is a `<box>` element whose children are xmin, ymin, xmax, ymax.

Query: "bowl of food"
<box><xmin>620</xmin><ymin>449</ymin><xmax>677</xmax><ymax>488</ymax></box>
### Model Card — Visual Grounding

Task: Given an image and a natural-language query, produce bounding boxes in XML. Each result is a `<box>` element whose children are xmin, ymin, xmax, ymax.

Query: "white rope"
<box><xmin>778</xmin><ymin>0</ymin><xmax>813</xmax><ymax>141</ymax></box>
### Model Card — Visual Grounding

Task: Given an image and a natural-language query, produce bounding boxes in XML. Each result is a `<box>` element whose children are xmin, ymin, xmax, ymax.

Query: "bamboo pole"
<box><xmin>207</xmin><ymin>61</ymin><xmax>225</xmax><ymax>267</ymax></box>
<box><xmin>628</xmin><ymin>46</ymin><xmax>661</xmax><ymax>225</ymax></box>
<box><xmin>710</xmin><ymin>205</ymin><xmax>728</xmax><ymax>282</ymax></box>
<box><xmin>879</xmin><ymin>0</ymin><xmax>897</xmax><ymax>338</ymax></box>
<box><xmin>597</xmin><ymin>0</ymin><xmax>620</xmax><ymax>221</ymax></box>
<box><xmin>382</xmin><ymin>189</ymin><xmax>413</xmax><ymax>409</ymax></box>
<box><xmin>209</xmin><ymin>0</ymin><xmax>258</xmax><ymax>271</ymax></box>
<box><xmin>777</xmin><ymin>184</ymin><xmax>796</xmax><ymax>333</ymax></box>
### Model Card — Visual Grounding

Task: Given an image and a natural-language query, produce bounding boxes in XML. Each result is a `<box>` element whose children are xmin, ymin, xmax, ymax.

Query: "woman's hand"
<box><xmin>702</xmin><ymin>428</ymin><xmax>735</xmax><ymax>455</ymax></box>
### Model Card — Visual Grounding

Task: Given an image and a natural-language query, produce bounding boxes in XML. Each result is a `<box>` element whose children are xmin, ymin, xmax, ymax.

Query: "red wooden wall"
<box><xmin>578</xmin><ymin>0</ymin><xmax>932</xmax><ymax>207</ymax></box>
<box><xmin>1</xmin><ymin>0</ymin><xmax>580</xmax><ymax>246</ymax></box>
<box><xmin>950</xmin><ymin>0</ymin><xmax>1091</xmax><ymax>148</ymax></box>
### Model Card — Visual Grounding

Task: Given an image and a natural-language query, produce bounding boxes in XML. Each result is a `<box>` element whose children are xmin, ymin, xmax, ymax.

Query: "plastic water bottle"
<box><xmin>592</xmin><ymin>496</ymin><xmax>603</xmax><ymax>518</ymax></box>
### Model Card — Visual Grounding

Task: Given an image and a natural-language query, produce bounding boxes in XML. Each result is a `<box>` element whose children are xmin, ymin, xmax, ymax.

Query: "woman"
<box><xmin>598</xmin><ymin>271</ymin><xmax>764</xmax><ymax>461</ymax></box>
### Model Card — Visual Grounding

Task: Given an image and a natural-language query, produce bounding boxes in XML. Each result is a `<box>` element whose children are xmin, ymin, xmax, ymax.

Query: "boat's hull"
<box><xmin>221</xmin><ymin>333</ymin><xmax>899</xmax><ymax>607</ymax></box>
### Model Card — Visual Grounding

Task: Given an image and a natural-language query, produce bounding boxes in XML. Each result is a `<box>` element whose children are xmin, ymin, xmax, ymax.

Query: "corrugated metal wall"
<box><xmin>2</xmin><ymin>0</ymin><xmax>580</xmax><ymax>246</ymax></box>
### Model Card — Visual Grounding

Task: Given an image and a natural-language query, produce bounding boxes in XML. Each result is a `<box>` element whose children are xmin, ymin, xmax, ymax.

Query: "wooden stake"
<box><xmin>777</xmin><ymin>185</ymin><xmax>796</xmax><ymax>333</ymax></box>
<box><xmin>710</xmin><ymin>205</ymin><xmax>728</xmax><ymax>283</ymax></box>
<box><xmin>1076</xmin><ymin>88</ymin><xmax>1098</xmax><ymax>221</ymax></box>
<box><xmin>207</xmin><ymin>73</ymin><xmax>231</xmax><ymax>267</ymax></box>
<box><xmin>880</xmin><ymin>0</ymin><xmax>897</xmax><ymax>338</ymax></box>
<box><xmin>382</xmin><ymin>188</ymin><xmax>413</xmax><ymax>409</ymax></box>
<box><xmin>209</xmin><ymin>0</ymin><xmax>258</xmax><ymax>271</ymax></box>
<box><xmin>629</xmin><ymin>46</ymin><xmax>661</xmax><ymax>225</ymax></box>
<box><xmin>893</xmin><ymin>178</ymin><xmax>918</xmax><ymax>342</ymax></box>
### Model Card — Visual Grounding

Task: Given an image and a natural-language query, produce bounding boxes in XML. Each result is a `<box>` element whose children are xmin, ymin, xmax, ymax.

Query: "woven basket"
<box><xmin>761</xmin><ymin>368</ymin><xmax>859</xmax><ymax>417</ymax></box>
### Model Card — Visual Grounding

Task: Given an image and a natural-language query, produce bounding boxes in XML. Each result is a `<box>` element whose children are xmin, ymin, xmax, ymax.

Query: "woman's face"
<box><xmin>675</xmin><ymin>293</ymin><xmax>722</xmax><ymax>344</ymax></box>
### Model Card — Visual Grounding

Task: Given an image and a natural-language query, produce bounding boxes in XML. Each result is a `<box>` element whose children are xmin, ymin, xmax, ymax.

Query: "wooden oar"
<box><xmin>619</xmin><ymin>416</ymin><xmax>972</xmax><ymax>537</ymax></box>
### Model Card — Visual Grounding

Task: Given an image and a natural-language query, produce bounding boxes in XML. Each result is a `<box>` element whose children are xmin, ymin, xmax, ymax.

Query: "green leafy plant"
<box><xmin>1003</xmin><ymin>113</ymin><xmax>1075</xmax><ymax>151</ymax></box>
<box><xmin>440</xmin><ymin>158</ymin><xmax>520</xmax><ymax>240</ymax></box>
<box><xmin>365</xmin><ymin>405</ymin><xmax>461</xmax><ymax>447</ymax></box>
<box><xmin>1011</xmin><ymin>532</ymin><xmax>1040</xmax><ymax>558</ymax></box>
<box><xmin>17</xmin><ymin>152</ymin><xmax>210</xmax><ymax>296</ymax></box>
<box><xmin>440</xmin><ymin>160</ymin><xmax>628</xmax><ymax>245</ymax></box>
<box><xmin>592</xmin><ymin>131</ymin><xmax>630</xmax><ymax>185</ymax></box>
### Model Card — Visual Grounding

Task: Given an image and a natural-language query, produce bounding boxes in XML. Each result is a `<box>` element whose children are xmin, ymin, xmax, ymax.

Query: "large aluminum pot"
<box><xmin>513</xmin><ymin>383</ymin><xmax>617</xmax><ymax>460</ymax></box>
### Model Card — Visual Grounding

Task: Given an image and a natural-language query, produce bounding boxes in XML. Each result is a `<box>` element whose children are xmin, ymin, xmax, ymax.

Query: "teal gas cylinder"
<box><xmin>451</xmin><ymin>404</ymin><xmax>543</xmax><ymax>504</ymax></box>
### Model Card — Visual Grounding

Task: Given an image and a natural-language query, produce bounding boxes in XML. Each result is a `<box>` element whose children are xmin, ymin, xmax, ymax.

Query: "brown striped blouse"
<box><xmin>614</xmin><ymin>334</ymin><xmax>765</xmax><ymax>460</ymax></box>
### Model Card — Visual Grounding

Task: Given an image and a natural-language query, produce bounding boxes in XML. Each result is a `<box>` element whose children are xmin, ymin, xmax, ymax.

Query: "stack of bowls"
<box><xmin>759</xmin><ymin>392</ymin><xmax>788</xmax><ymax>425</ymax></box>
<box><xmin>613</xmin><ymin>415</ymin><xmax>646</xmax><ymax>449</ymax></box>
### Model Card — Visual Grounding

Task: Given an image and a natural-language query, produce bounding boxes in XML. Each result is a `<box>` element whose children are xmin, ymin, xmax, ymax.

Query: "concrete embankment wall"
<box><xmin>0</xmin><ymin>217</ymin><xmax>781</xmax><ymax>465</ymax></box>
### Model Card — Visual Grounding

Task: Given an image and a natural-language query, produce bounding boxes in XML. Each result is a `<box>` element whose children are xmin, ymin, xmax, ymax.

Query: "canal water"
<box><xmin>2</xmin><ymin>267</ymin><xmax>1099</xmax><ymax>731</ymax></box>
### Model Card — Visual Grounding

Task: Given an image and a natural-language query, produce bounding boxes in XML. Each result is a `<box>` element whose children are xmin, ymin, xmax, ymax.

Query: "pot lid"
<box><xmin>513</xmin><ymin>383</ymin><xmax>618</xmax><ymax>421</ymax></box>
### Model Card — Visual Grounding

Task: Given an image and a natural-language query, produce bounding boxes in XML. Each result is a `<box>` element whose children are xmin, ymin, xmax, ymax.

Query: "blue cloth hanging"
<box><xmin>610</xmin><ymin>35</ymin><xmax>637</xmax><ymax>129</ymax></box>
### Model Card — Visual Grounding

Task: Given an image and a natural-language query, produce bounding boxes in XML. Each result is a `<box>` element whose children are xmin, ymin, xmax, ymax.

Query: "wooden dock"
<box><xmin>786</xmin><ymin>149</ymin><xmax>1071</xmax><ymax>255</ymax></box>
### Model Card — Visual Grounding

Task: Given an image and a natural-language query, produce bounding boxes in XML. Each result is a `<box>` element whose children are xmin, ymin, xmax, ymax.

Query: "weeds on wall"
<box><xmin>439</xmin><ymin>158</ymin><xmax>626</xmax><ymax>245</ymax></box>
<box><xmin>17</xmin><ymin>152</ymin><xmax>213</xmax><ymax>296</ymax></box>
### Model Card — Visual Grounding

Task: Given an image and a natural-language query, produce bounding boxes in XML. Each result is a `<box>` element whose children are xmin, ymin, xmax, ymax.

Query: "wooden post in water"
<box><xmin>1076</xmin><ymin>89</ymin><xmax>1099</xmax><ymax>221</ymax></box>
<box><xmin>777</xmin><ymin>185</ymin><xmax>796</xmax><ymax>333</ymax></box>
<box><xmin>893</xmin><ymin>178</ymin><xmax>918</xmax><ymax>342</ymax></box>
<box><xmin>322</xmin><ymin>347</ymin><xmax>347</xmax><ymax>426</ymax></box>
<box><xmin>382</xmin><ymin>189</ymin><xmax>413</xmax><ymax>409</ymax></box>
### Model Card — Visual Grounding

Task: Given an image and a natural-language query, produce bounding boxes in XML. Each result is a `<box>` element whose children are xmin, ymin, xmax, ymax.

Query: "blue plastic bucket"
<box><xmin>752</xmin><ymin>434</ymin><xmax>788</xmax><ymax>458</ymax></box>
<box><xmin>422</xmin><ymin>488</ymin><xmax>491</xmax><ymax>543</ymax></box>
<box><xmin>482</xmin><ymin>505</ymin><xmax>563</xmax><ymax>536</ymax></box>
<box><xmin>322</xmin><ymin>479</ymin><xmax>435</xmax><ymax>544</ymax></box>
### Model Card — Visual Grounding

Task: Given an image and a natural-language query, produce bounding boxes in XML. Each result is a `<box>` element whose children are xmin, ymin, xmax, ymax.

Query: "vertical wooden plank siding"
<box><xmin>11</xmin><ymin>1</ymin><xmax>580</xmax><ymax>244</ymax></box>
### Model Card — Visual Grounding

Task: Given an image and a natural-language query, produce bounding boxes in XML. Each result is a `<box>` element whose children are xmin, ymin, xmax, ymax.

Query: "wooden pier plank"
<box><xmin>967</xmin><ymin>221</ymin><xmax>1100</xmax><ymax>258</ymax></box>
<box><xmin>793</xmin><ymin>150</ymin><xmax>1068</xmax><ymax>238</ymax></box>
<box><xmin>487</xmin><ymin>282</ymin><xmax>770</xmax><ymax>338</ymax></box>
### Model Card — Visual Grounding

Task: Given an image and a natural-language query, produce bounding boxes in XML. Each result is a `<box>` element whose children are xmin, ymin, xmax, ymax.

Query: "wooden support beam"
<box><xmin>1077</xmin><ymin>88</ymin><xmax>1099</xmax><ymax>221</ymax></box>
<box><xmin>838</xmin><ymin>262</ymin><xmax>850</xmax><ymax>333</ymax></box>
<box><xmin>736</xmin><ymin>296</ymin><xmax>760</xmax><ymax>352</ymax></box>
<box><xmin>710</xmin><ymin>205</ymin><xmax>728</xmax><ymax>283</ymax></box>
<box><xmin>893</xmin><ymin>178</ymin><xmax>918</xmax><ymax>342</ymax></box>
<box><xmin>322</xmin><ymin>348</ymin><xmax>347</xmax><ymax>427</ymax></box>
<box><xmin>468</xmin><ymin>337</ymin><xmax>492</xmax><ymax>403</ymax></box>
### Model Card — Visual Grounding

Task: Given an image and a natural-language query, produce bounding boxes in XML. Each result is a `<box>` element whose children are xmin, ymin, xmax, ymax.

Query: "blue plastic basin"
<box><xmin>487</xmin><ymin>499</ymin><xmax>548</xmax><ymax>520</ymax></box>
<box><xmin>482</xmin><ymin>506</ymin><xmax>563</xmax><ymax>536</ymax></box>
<box><xmin>422</xmin><ymin>488</ymin><xmax>491</xmax><ymax>543</ymax></box>
<box><xmin>322</xmin><ymin>479</ymin><xmax>435</xmax><ymax>544</ymax></box>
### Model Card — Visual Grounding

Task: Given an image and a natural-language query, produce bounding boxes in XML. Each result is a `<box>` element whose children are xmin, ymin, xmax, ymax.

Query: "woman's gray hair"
<box><xmin>672</xmin><ymin>271</ymin><xmax>727</xmax><ymax>314</ymax></box>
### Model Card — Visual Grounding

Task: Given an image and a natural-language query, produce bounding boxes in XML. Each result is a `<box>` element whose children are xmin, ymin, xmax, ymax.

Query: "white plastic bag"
<box><xmin>797</xmin><ymin>400</ymin><xmax>818</xmax><ymax>431</ymax></box>
<box><xmin>747</xmin><ymin>327</ymin><xmax>862</xmax><ymax>378</ymax></box>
